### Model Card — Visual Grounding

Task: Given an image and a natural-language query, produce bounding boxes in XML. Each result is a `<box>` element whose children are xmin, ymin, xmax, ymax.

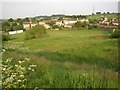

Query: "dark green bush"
<box><xmin>14</xmin><ymin>25</ymin><xmax>23</xmax><ymax>30</ymax></box>
<box><xmin>73</xmin><ymin>21</ymin><xmax>89</xmax><ymax>29</ymax></box>
<box><xmin>25</xmin><ymin>25</ymin><xmax>46</xmax><ymax>40</ymax></box>
<box><xmin>88</xmin><ymin>24</ymin><xmax>98</xmax><ymax>30</ymax></box>
<box><xmin>111</xmin><ymin>30</ymin><xmax>120</xmax><ymax>38</ymax></box>
<box><xmin>2</xmin><ymin>32</ymin><xmax>10</xmax><ymax>41</ymax></box>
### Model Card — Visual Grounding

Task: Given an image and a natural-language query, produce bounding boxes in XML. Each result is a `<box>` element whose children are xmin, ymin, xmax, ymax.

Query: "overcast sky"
<box><xmin>0</xmin><ymin>0</ymin><xmax>119</xmax><ymax>19</ymax></box>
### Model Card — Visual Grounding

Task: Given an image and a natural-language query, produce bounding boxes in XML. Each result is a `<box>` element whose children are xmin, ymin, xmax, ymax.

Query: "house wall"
<box><xmin>23</xmin><ymin>24</ymin><xmax>30</xmax><ymax>30</ymax></box>
<box><xmin>31</xmin><ymin>23</ymin><xmax>38</xmax><ymax>28</ymax></box>
<box><xmin>44</xmin><ymin>24</ymin><xmax>51</xmax><ymax>29</ymax></box>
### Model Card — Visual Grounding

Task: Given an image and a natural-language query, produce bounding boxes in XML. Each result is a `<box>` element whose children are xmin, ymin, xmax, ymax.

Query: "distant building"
<box><xmin>55</xmin><ymin>20</ymin><xmax>64</xmax><ymax>26</ymax></box>
<box><xmin>43</xmin><ymin>24</ymin><xmax>51</xmax><ymax>29</ymax></box>
<box><xmin>23</xmin><ymin>22</ymin><xmax>31</xmax><ymax>30</ymax></box>
<box><xmin>9</xmin><ymin>30</ymin><xmax>23</xmax><ymax>35</ymax></box>
<box><xmin>112</xmin><ymin>19</ymin><xmax>119</xmax><ymax>26</ymax></box>
<box><xmin>63</xmin><ymin>18</ymin><xmax>89</xmax><ymax>28</ymax></box>
<box><xmin>23</xmin><ymin>21</ymin><xmax>51</xmax><ymax>30</ymax></box>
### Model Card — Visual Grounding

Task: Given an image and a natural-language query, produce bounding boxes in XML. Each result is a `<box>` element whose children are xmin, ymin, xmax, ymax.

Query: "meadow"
<box><xmin>2</xmin><ymin>29</ymin><xmax>118</xmax><ymax>88</ymax></box>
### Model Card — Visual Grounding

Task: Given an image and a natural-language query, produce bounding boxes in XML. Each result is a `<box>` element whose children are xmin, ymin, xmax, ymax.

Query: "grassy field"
<box><xmin>2</xmin><ymin>29</ymin><xmax>118</xmax><ymax>88</ymax></box>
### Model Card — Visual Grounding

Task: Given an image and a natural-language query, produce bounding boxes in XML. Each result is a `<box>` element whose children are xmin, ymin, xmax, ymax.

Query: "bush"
<box><xmin>111</xmin><ymin>30</ymin><xmax>120</xmax><ymax>38</ymax></box>
<box><xmin>88</xmin><ymin>24</ymin><xmax>98</xmax><ymax>29</ymax></box>
<box><xmin>2</xmin><ymin>32</ymin><xmax>10</xmax><ymax>41</ymax></box>
<box><xmin>25</xmin><ymin>25</ymin><xmax>46</xmax><ymax>40</ymax></box>
<box><xmin>73</xmin><ymin>21</ymin><xmax>89</xmax><ymax>29</ymax></box>
<box><xmin>14</xmin><ymin>25</ymin><xmax>23</xmax><ymax>30</ymax></box>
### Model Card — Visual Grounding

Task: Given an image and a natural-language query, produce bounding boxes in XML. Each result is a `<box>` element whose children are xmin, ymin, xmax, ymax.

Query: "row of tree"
<box><xmin>2</xmin><ymin>17</ymin><xmax>36</xmax><ymax>32</ymax></box>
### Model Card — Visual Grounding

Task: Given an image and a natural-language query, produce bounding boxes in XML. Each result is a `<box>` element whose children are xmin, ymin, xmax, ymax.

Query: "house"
<box><xmin>112</xmin><ymin>20</ymin><xmax>119</xmax><ymax>26</ymax></box>
<box><xmin>64</xmin><ymin>24</ymin><xmax>73</xmax><ymax>28</ymax></box>
<box><xmin>79</xmin><ymin>18</ymin><xmax>89</xmax><ymax>22</ymax></box>
<box><xmin>39</xmin><ymin>21</ymin><xmax>46</xmax><ymax>25</ymax></box>
<box><xmin>23</xmin><ymin>22</ymin><xmax>38</xmax><ymax>30</ymax></box>
<box><xmin>98</xmin><ymin>17</ymin><xmax>111</xmax><ymax>25</ymax></box>
<box><xmin>39</xmin><ymin>21</ymin><xmax>51</xmax><ymax>29</ymax></box>
<box><xmin>31</xmin><ymin>22</ymin><xmax>38</xmax><ymax>28</ymax></box>
<box><xmin>43</xmin><ymin>24</ymin><xmax>51</xmax><ymax>29</ymax></box>
<box><xmin>55</xmin><ymin>20</ymin><xmax>64</xmax><ymax>26</ymax></box>
<box><xmin>23</xmin><ymin>22</ymin><xmax>31</xmax><ymax>30</ymax></box>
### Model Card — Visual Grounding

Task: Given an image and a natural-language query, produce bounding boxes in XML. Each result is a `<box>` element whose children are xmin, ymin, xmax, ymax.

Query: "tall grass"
<box><xmin>2</xmin><ymin>29</ymin><xmax>118</xmax><ymax>88</ymax></box>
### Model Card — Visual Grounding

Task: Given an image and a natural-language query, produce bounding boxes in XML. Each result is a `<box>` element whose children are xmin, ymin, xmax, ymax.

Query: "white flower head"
<box><xmin>19</xmin><ymin>75</ymin><xmax>25</xmax><ymax>78</ymax></box>
<box><xmin>17</xmin><ymin>80</ymin><xmax>22</xmax><ymax>82</ymax></box>
<box><xmin>18</xmin><ymin>61</ymin><xmax>22</xmax><ymax>64</ymax></box>
<box><xmin>25</xmin><ymin>58</ymin><xmax>30</xmax><ymax>61</ymax></box>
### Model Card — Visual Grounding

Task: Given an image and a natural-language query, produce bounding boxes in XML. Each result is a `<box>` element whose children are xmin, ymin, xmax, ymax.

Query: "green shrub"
<box><xmin>73</xmin><ymin>21</ymin><xmax>89</xmax><ymax>29</ymax></box>
<box><xmin>88</xmin><ymin>24</ymin><xmax>98</xmax><ymax>29</ymax></box>
<box><xmin>111</xmin><ymin>30</ymin><xmax>120</xmax><ymax>38</ymax></box>
<box><xmin>2</xmin><ymin>32</ymin><xmax>10</xmax><ymax>41</ymax></box>
<box><xmin>14</xmin><ymin>25</ymin><xmax>23</xmax><ymax>30</ymax></box>
<box><xmin>25</xmin><ymin>25</ymin><xmax>46</xmax><ymax>40</ymax></box>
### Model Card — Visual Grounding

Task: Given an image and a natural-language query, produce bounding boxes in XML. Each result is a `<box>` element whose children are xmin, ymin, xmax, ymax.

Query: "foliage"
<box><xmin>89</xmin><ymin>19</ymin><xmax>97</xmax><ymax>24</ymax></box>
<box><xmin>111</xmin><ymin>30</ymin><xmax>120</xmax><ymax>38</ymax></box>
<box><xmin>11</xmin><ymin>22</ymin><xmax>17</xmax><ymax>28</ymax></box>
<box><xmin>96</xmin><ymin>12</ymin><xmax>101</xmax><ymax>15</ymax></box>
<box><xmin>16</xmin><ymin>18</ymin><xmax>21</xmax><ymax>23</ymax></box>
<box><xmin>47</xmin><ymin>21</ymin><xmax>56</xmax><ymax>28</ymax></box>
<box><xmin>65</xmin><ymin>15</ymin><xmax>86</xmax><ymax>19</ymax></box>
<box><xmin>24</xmin><ymin>17</ymin><xmax>30</xmax><ymax>22</ymax></box>
<box><xmin>53</xmin><ymin>25</ymin><xmax>60</xmax><ymax>29</ymax></box>
<box><xmin>8</xmin><ymin>18</ymin><xmax>13</xmax><ymax>22</ymax></box>
<box><xmin>3</xmin><ymin>30</ymin><xmax>118</xmax><ymax>88</ymax></box>
<box><xmin>88</xmin><ymin>24</ymin><xmax>98</xmax><ymax>29</ymax></box>
<box><xmin>2</xmin><ymin>22</ymin><xmax>10</xmax><ymax>32</ymax></box>
<box><xmin>25</xmin><ymin>25</ymin><xmax>46</xmax><ymax>40</ymax></box>
<box><xmin>14</xmin><ymin>25</ymin><xmax>23</xmax><ymax>30</ymax></box>
<box><xmin>2</xmin><ymin>32</ymin><xmax>10</xmax><ymax>41</ymax></box>
<box><xmin>73</xmin><ymin>21</ymin><xmax>89</xmax><ymax>28</ymax></box>
<box><xmin>2</xmin><ymin>56</ymin><xmax>37</xmax><ymax>88</ymax></box>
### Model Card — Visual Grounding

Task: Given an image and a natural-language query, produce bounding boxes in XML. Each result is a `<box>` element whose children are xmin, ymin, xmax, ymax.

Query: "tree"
<box><xmin>16</xmin><ymin>18</ymin><xmax>21</xmax><ymax>23</ymax></box>
<box><xmin>25</xmin><ymin>25</ymin><xmax>46</xmax><ymax>40</ymax></box>
<box><xmin>31</xmin><ymin>18</ymin><xmax>36</xmax><ymax>22</ymax></box>
<box><xmin>89</xmin><ymin>19</ymin><xmax>97</xmax><ymax>24</ymax></box>
<box><xmin>2</xmin><ymin>21</ymin><xmax>10</xmax><ymax>32</ymax></box>
<box><xmin>8</xmin><ymin>18</ymin><xmax>13</xmax><ymax>22</ymax></box>
<box><xmin>2</xmin><ymin>26</ymin><xmax>11</xmax><ymax>32</ymax></box>
<box><xmin>14</xmin><ymin>25</ymin><xmax>23</xmax><ymax>30</ymax></box>
<box><xmin>24</xmin><ymin>17</ymin><xmax>30</xmax><ymax>22</ymax></box>
<box><xmin>53</xmin><ymin>25</ymin><xmax>60</xmax><ymax>29</ymax></box>
<box><xmin>107</xmin><ymin>12</ymin><xmax>110</xmax><ymax>14</ymax></box>
<box><xmin>73</xmin><ymin>21</ymin><xmax>88</xmax><ymax>28</ymax></box>
<box><xmin>96</xmin><ymin>12</ymin><xmax>101</xmax><ymax>15</ymax></box>
<box><xmin>46</xmin><ymin>21</ymin><xmax>56</xmax><ymax>28</ymax></box>
<box><xmin>73</xmin><ymin>21</ymin><xmax>81</xmax><ymax>28</ymax></box>
<box><xmin>12</xmin><ymin>22</ymin><xmax>17</xmax><ymax>27</ymax></box>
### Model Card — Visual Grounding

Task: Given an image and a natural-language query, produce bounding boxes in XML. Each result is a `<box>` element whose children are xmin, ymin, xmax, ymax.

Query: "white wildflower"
<box><xmin>17</xmin><ymin>80</ymin><xmax>22</xmax><ymax>82</ymax></box>
<box><xmin>24</xmin><ymin>58</ymin><xmax>30</xmax><ymax>61</ymax></box>
<box><xmin>2</xmin><ymin>68</ymin><xmax>6</xmax><ymax>71</ymax></box>
<box><xmin>2</xmin><ymin>49</ymin><xmax>6</xmax><ymax>52</ymax></box>
<box><xmin>15</xmin><ymin>64</ymin><xmax>18</xmax><ymax>67</ymax></box>
<box><xmin>19</xmin><ymin>75</ymin><xmax>25</xmax><ymax>78</ymax></box>
<box><xmin>31</xmin><ymin>69</ymin><xmax>35</xmax><ymax>71</ymax></box>
<box><xmin>6</xmin><ymin>77</ymin><xmax>14</xmax><ymax>83</ymax></box>
<box><xmin>12</xmin><ymin>74</ymin><xmax>16</xmax><ymax>78</ymax></box>
<box><xmin>28</xmin><ymin>67</ymin><xmax>31</xmax><ymax>70</ymax></box>
<box><xmin>18</xmin><ymin>61</ymin><xmax>22</xmax><ymax>64</ymax></box>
